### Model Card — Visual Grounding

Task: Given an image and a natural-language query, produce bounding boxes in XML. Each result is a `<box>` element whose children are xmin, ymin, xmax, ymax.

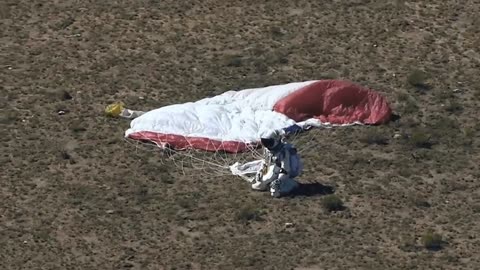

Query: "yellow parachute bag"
<box><xmin>105</xmin><ymin>102</ymin><xmax>125</xmax><ymax>117</ymax></box>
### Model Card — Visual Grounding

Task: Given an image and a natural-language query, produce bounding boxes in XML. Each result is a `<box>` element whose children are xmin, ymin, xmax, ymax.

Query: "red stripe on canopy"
<box><xmin>128</xmin><ymin>131</ymin><xmax>258</xmax><ymax>153</ymax></box>
<box><xmin>273</xmin><ymin>80</ymin><xmax>392</xmax><ymax>124</ymax></box>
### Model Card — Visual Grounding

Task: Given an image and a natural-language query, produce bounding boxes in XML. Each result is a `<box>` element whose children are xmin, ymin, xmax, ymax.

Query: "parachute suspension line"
<box><xmin>164</xmin><ymin>144</ymin><xmax>230</xmax><ymax>170</ymax></box>
<box><xmin>124</xmin><ymin>127</ymin><xmax>339</xmax><ymax>178</ymax></box>
<box><xmin>124</xmin><ymin>127</ymin><xmax>320</xmax><ymax>177</ymax></box>
<box><xmin>217</xmin><ymin>151</ymin><xmax>229</xmax><ymax>168</ymax></box>
<box><xmin>123</xmin><ymin>126</ymin><xmax>321</xmax><ymax>178</ymax></box>
<box><xmin>123</xmin><ymin>137</ymin><xmax>231</xmax><ymax>173</ymax></box>
<box><xmin>173</xmin><ymin>135</ymin><xmax>234</xmax><ymax>173</ymax></box>
<box><xmin>247</xmin><ymin>143</ymin><xmax>263</xmax><ymax>159</ymax></box>
<box><xmin>169</xmin><ymin>149</ymin><xmax>230</xmax><ymax>177</ymax></box>
<box><xmin>174</xmin><ymin>157</ymin><xmax>185</xmax><ymax>176</ymax></box>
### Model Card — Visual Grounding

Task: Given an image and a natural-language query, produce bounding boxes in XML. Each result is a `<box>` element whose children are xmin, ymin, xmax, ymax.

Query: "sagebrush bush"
<box><xmin>396</xmin><ymin>92</ymin><xmax>410</xmax><ymax>102</ymax></box>
<box><xmin>407</xmin><ymin>69</ymin><xmax>429</xmax><ymax>88</ymax></box>
<box><xmin>235</xmin><ymin>206</ymin><xmax>263</xmax><ymax>222</ymax></box>
<box><xmin>360</xmin><ymin>129</ymin><xmax>389</xmax><ymax>145</ymax></box>
<box><xmin>410</xmin><ymin>129</ymin><xmax>433</xmax><ymax>148</ymax></box>
<box><xmin>445</xmin><ymin>100</ymin><xmax>463</xmax><ymax>113</ymax></box>
<box><xmin>0</xmin><ymin>110</ymin><xmax>17</xmax><ymax>124</ymax></box>
<box><xmin>403</xmin><ymin>99</ymin><xmax>419</xmax><ymax>114</ymax></box>
<box><xmin>321</xmin><ymin>195</ymin><xmax>344</xmax><ymax>212</ymax></box>
<box><xmin>422</xmin><ymin>231</ymin><xmax>443</xmax><ymax>250</ymax></box>
<box><xmin>224</xmin><ymin>55</ymin><xmax>242</xmax><ymax>67</ymax></box>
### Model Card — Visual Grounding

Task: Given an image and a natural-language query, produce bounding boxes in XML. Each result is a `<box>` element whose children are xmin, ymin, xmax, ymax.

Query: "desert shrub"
<box><xmin>464</xmin><ymin>127</ymin><xmax>476</xmax><ymax>138</ymax></box>
<box><xmin>445</xmin><ymin>99</ymin><xmax>463</xmax><ymax>114</ymax></box>
<box><xmin>69</xmin><ymin>120</ymin><xmax>86</xmax><ymax>133</ymax></box>
<box><xmin>396</xmin><ymin>90</ymin><xmax>419</xmax><ymax>115</ymax></box>
<box><xmin>235</xmin><ymin>206</ymin><xmax>263</xmax><ymax>222</ymax></box>
<box><xmin>400</xmin><ymin>236</ymin><xmax>418</xmax><ymax>252</ymax></box>
<box><xmin>396</xmin><ymin>92</ymin><xmax>410</xmax><ymax>102</ymax></box>
<box><xmin>474</xmin><ymin>88</ymin><xmax>480</xmax><ymax>99</ymax></box>
<box><xmin>403</xmin><ymin>98</ymin><xmax>419</xmax><ymax>114</ymax></box>
<box><xmin>433</xmin><ymin>115</ymin><xmax>460</xmax><ymax>129</ymax></box>
<box><xmin>179</xmin><ymin>192</ymin><xmax>201</xmax><ymax>206</ymax></box>
<box><xmin>254</xmin><ymin>61</ymin><xmax>269</xmax><ymax>74</ymax></box>
<box><xmin>398</xmin><ymin>167</ymin><xmax>415</xmax><ymax>178</ymax></box>
<box><xmin>43</xmin><ymin>88</ymin><xmax>72</xmax><ymax>101</ymax></box>
<box><xmin>360</xmin><ymin>129</ymin><xmax>389</xmax><ymax>145</ymax></box>
<box><xmin>160</xmin><ymin>176</ymin><xmax>174</xmax><ymax>184</ymax></box>
<box><xmin>422</xmin><ymin>231</ymin><xmax>443</xmax><ymax>250</ymax></box>
<box><xmin>461</xmin><ymin>127</ymin><xmax>475</xmax><ymax>147</ymax></box>
<box><xmin>409</xmin><ymin>129</ymin><xmax>433</xmax><ymax>148</ymax></box>
<box><xmin>430</xmin><ymin>116</ymin><xmax>460</xmax><ymax>139</ymax></box>
<box><xmin>407</xmin><ymin>69</ymin><xmax>429</xmax><ymax>89</ymax></box>
<box><xmin>56</xmin><ymin>17</ymin><xmax>75</xmax><ymax>30</ymax></box>
<box><xmin>224</xmin><ymin>55</ymin><xmax>242</xmax><ymax>67</ymax></box>
<box><xmin>321</xmin><ymin>194</ymin><xmax>345</xmax><ymax>212</ymax></box>
<box><xmin>270</xmin><ymin>26</ymin><xmax>285</xmax><ymax>37</ymax></box>
<box><xmin>0</xmin><ymin>110</ymin><xmax>18</xmax><ymax>124</ymax></box>
<box><xmin>436</xmin><ymin>90</ymin><xmax>454</xmax><ymax>102</ymax></box>
<box><xmin>409</xmin><ymin>195</ymin><xmax>431</xmax><ymax>208</ymax></box>
<box><xmin>177</xmin><ymin>197</ymin><xmax>195</xmax><ymax>210</ymax></box>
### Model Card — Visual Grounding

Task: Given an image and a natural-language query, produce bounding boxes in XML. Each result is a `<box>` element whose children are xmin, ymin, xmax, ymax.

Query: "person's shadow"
<box><xmin>287</xmin><ymin>181</ymin><xmax>335</xmax><ymax>197</ymax></box>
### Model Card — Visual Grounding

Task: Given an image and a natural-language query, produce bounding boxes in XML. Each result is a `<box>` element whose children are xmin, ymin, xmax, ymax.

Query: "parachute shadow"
<box><xmin>288</xmin><ymin>182</ymin><xmax>335</xmax><ymax>197</ymax></box>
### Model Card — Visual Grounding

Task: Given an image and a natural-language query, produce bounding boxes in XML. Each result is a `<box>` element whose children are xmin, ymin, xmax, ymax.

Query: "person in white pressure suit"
<box><xmin>251</xmin><ymin>131</ymin><xmax>303</xmax><ymax>197</ymax></box>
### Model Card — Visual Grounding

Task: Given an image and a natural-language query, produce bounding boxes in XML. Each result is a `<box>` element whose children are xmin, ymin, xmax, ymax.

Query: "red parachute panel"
<box><xmin>273</xmin><ymin>80</ymin><xmax>392</xmax><ymax>124</ymax></box>
<box><xmin>128</xmin><ymin>131</ymin><xmax>257</xmax><ymax>153</ymax></box>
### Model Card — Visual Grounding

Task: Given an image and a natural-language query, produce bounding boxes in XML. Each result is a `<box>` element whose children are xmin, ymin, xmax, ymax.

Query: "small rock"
<box><xmin>453</xmin><ymin>88</ymin><xmax>461</xmax><ymax>93</ymax></box>
<box><xmin>139</xmin><ymin>96</ymin><xmax>144</xmax><ymax>100</ymax></box>
<box><xmin>106</xmin><ymin>210</ymin><xmax>115</xmax><ymax>214</ymax></box>
<box><xmin>285</xmin><ymin>222</ymin><xmax>294</xmax><ymax>228</ymax></box>
<box><xmin>58</xmin><ymin>110</ymin><xmax>66</xmax><ymax>115</ymax></box>
<box><xmin>393</xmin><ymin>133</ymin><xmax>402</xmax><ymax>139</ymax></box>
<box><xmin>100</xmin><ymin>184</ymin><xmax>111</xmax><ymax>190</ymax></box>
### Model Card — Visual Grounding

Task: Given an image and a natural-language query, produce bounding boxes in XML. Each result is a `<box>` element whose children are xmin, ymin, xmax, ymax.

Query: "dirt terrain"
<box><xmin>1</xmin><ymin>0</ymin><xmax>480</xmax><ymax>269</ymax></box>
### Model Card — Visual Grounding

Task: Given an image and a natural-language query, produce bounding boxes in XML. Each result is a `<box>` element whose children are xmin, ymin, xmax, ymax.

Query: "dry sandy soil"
<box><xmin>1</xmin><ymin>0</ymin><xmax>480</xmax><ymax>269</ymax></box>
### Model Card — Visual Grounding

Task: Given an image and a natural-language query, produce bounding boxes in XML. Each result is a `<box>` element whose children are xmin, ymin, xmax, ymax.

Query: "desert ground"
<box><xmin>1</xmin><ymin>0</ymin><xmax>480</xmax><ymax>269</ymax></box>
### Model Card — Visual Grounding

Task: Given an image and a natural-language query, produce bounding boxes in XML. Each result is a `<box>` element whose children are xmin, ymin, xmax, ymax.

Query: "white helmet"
<box><xmin>260</xmin><ymin>129</ymin><xmax>285</xmax><ymax>150</ymax></box>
